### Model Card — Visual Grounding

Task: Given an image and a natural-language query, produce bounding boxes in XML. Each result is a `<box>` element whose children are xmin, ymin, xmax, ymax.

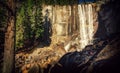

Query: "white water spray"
<box><xmin>78</xmin><ymin>4</ymin><xmax>94</xmax><ymax>49</ymax></box>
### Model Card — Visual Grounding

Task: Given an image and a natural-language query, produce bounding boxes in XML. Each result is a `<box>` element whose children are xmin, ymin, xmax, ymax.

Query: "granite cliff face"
<box><xmin>42</xmin><ymin>4</ymin><xmax>98</xmax><ymax>51</ymax></box>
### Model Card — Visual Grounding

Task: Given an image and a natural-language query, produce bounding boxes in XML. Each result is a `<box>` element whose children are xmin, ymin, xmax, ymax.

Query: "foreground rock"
<box><xmin>50</xmin><ymin>34</ymin><xmax>120</xmax><ymax>73</ymax></box>
<box><xmin>15</xmin><ymin>34</ymin><xmax>120</xmax><ymax>73</ymax></box>
<box><xmin>15</xmin><ymin>44</ymin><xmax>66</xmax><ymax>73</ymax></box>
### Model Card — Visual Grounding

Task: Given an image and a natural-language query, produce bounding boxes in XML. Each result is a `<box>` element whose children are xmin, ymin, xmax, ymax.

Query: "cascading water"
<box><xmin>78</xmin><ymin>4</ymin><xmax>94</xmax><ymax>49</ymax></box>
<box><xmin>42</xmin><ymin>4</ymin><xmax>96</xmax><ymax>52</ymax></box>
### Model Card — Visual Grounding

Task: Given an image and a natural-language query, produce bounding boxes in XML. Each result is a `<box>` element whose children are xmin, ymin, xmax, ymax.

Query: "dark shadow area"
<box><xmin>50</xmin><ymin>39</ymin><xmax>109</xmax><ymax>73</ymax></box>
<box><xmin>0</xmin><ymin>23</ymin><xmax>5</xmax><ymax>73</ymax></box>
<box><xmin>94</xmin><ymin>0</ymin><xmax>120</xmax><ymax>39</ymax></box>
<box><xmin>91</xmin><ymin>53</ymin><xmax>120</xmax><ymax>73</ymax></box>
<box><xmin>42</xmin><ymin>9</ymin><xmax>52</xmax><ymax>46</ymax></box>
<box><xmin>0</xmin><ymin>5</ymin><xmax>6</xmax><ymax>72</ymax></box>
<box><xmin>50</xmin><ymin>34</ymin><xmax>120</xmax><ymax>73</ymax></box>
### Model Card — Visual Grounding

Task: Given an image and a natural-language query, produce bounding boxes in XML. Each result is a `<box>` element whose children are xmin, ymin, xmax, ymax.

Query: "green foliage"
<box><xmin>16</xmin><ymin>0</ymin><xmax>78</xmax><ymax>50</ymax></box>
<box><xmin>16</xmin><ymin>7</ymin><xmax>24</xmax><ymax>48</ymax></box>
<box><xmin>16</xmin><ymin>0</ymin><xmax>44</xmax><ymax>49</ymax></box>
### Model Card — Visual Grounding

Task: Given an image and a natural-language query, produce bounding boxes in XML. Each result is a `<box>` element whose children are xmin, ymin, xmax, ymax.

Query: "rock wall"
<box><xmin>42</xmin><ymin>5</ymin><xmax>70</xmax><ymax>36</ymax></box>
<box><xmin>94</xmin><ymin>0</ymin><xmax>120</xmax><ymax>39</ymax></box>
<box><xmin>42</xmin><ymin>4</ymin><xmax>98</xmax><ymax>51</ymax></box>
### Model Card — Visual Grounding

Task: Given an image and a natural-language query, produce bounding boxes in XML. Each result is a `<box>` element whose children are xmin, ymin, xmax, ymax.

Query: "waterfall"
<box><xmin>42</xmin><ymin>4</ymin><xmax>95</xmax><ymax>52</ymax></box>
<box><xmin>78</xmin><ymin>4</ymin><xmax>94</xmax><ymax>49</ymax></box>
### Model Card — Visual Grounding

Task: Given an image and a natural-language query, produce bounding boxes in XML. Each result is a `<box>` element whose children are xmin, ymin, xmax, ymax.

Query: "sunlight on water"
<box><xmin>78</xmin><ymin>4</ymin><xmax>94</xmax><ymax>49</ymax></box>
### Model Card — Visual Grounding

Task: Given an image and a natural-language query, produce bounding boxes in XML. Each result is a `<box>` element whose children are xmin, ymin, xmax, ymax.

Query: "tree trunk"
<box><xmin>3</xmin><ymin>0</ymin><xmax>15</xmax><ymax>73</ymax></box>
